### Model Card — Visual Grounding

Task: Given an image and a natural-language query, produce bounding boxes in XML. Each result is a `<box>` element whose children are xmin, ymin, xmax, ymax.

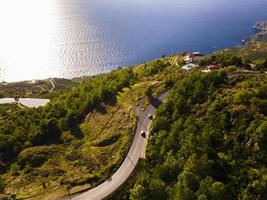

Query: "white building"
<box><xmin>184</xmin><ymin>52</ymin><xmax>204</xmax><ymax>63</ymax></box>
<box><xmin>181</xmin><ymin>63</ymin><xmax>197</xmax><ymax>72</ymax></box>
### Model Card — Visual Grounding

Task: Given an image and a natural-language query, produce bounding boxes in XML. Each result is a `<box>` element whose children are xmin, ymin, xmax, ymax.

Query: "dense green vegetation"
<box><xmin>0</xmin><ymin>69</ymin><xmax>135</xmax><ymax>162</ymax></box>
<box><xmin>1</xmin><ymin>38</ymin><xmax>267</xmax><ymax>199</ymax></box>
<box><xmin>0</xmin><ymin>58</ymin><xmax>178</xmax><ymax>198</ymax></box>
<box><xmin>0</xmin><ymin>58</ymin><xmax>176</xmax><ymax>163</ymax></box>
<box><xmin>127</xmin><ymin>71</ymin><xmax>267</xmax><ymax>200</ymax></box>
<box><xmin>199</xmin><ymin>42</ymin><xmax>267</xmax><ymax>70</ymax></box>
<box><xmin>200</xmin><ymin>53</ymin><xmax>247</xmax><ymax>68</ymax></box>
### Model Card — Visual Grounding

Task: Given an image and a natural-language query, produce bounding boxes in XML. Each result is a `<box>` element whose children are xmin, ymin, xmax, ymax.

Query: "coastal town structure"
<box><xmin>184</xmin><ymin>52</ymin><xmax>204</xmax><ymax>63</ymax></box>
<box><xmin>208</xmin><ymin>64</ymin><xmax>220</xmax><ymax>70</ymax></box>
<box><xmin>181</xmin><ymin>52</ymin><xmax>204</xmax><ymax>72</ymax></box>
<box><xmin>181</xmin><ymin>63</ymin><xmax>198</xmax><ymax>72</ymax></box>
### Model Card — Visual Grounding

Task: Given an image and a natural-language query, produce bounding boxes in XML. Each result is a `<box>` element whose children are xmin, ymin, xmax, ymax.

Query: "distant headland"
<box><xmin>253</xmin><ymin>20</ymin><xmax>267</xmax><ymax>31</ymax></box>
<box><xmin>245</xmin><ymin>20</ymin><xmax>267</xmax><ymax>44</ymax></box>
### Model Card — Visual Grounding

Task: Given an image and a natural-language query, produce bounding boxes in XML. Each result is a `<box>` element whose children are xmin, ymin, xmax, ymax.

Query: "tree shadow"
<box><xmin>95</xmin><ymin>104</ymin><xmax>108</xmax><ymax>114</ymax></box>
<box><xmin>95</xmin><ymin>94</ymin><xmax>118</xmax><ymax>114</ymax></box>
<box><xmin>150</xmin><ymin>97</ymin><xmax>163</xmax><ymax>108</ymax></box>
<box><xmin>70</xmin><ymin>126</ymin><xmax>84</xmax><ymax>139</ymax></box>
<box><xmin>104</xmin><ymin>95</ymin><xmax>117</xmax><ymax>106</ymax></box>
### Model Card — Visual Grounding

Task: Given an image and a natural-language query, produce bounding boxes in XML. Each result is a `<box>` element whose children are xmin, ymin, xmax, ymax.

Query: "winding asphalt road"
<box><xmin>71</xmin><ymin>92</ymin><xmax>169</xmax><ymax>200</ymax></box>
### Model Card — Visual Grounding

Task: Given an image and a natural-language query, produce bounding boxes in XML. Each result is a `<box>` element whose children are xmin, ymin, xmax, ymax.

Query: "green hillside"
<box><xmin>1</xmin><ymin>39</ymin><xmax>267</xmax><ymax>199</ymax></box>
<box><xmin>126</xmin><ymin>71</ymin><xmax>267</xmax><ymax>200</ymax></box>
<box><xmin>111</xmin><ymin>42</ymin><xmax>267</xmax><ymax>200</ymax></box>
<box><xmin>0</xmin><ymin>57</ymin><xmax>181</xmax><ymax>199</ymax></box>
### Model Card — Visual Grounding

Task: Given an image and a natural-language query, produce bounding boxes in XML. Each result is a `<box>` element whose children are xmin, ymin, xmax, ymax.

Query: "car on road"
<box><xmin>149</xmin><ymin>114</ymin><xmax>153</xmax><ymax>120</ymax></box>
<box><xmin>141</xmin><ymin>131</ymin><xmax>146</xmax><ymax>138</ymax></box>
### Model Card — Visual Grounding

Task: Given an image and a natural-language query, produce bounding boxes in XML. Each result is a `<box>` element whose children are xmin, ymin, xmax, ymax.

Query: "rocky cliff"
<box><xmin>253</xmin><ymin>20</ymin><xmax>267</xmax><ymax>31</ymax></box>
<box><xmin>245</xmin><ymin>20</ymin><xmax>267</xmax><ymax>44</ymax></box>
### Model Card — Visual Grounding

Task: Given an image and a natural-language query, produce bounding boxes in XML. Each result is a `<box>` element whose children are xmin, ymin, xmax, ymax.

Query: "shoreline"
<box><xmin>1</xmin><ymin>21</ymin><xmax>266</xmax><ymax>86</ymax></box>
<box><xmin>244</xmin><ymin>20</ymin><xmax>267</xmax><ymax>44</ymax></box>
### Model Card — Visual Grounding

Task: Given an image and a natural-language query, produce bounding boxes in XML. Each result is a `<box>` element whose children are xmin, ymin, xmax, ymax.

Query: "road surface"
<box><xmin>71</xmin><ymin>91</ymin><xmax>169</xmax><ymax>200</ymax></box>
<box><xmin>49</xmin><ymin>79</ymin><xmax>55</xmax><ymax>92</ymax></box>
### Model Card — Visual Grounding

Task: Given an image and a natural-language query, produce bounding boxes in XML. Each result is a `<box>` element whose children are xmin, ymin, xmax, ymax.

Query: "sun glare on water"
<box><xmin>0</xmin><ymin>0</ymin><xmax>59</xmax><ymax>82</ymax></box>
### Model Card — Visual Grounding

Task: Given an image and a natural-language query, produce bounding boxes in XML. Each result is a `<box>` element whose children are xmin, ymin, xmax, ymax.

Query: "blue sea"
<box><xmin>0</xmin><ymin>0</ymin><xmax>267</xmax><ymax>81</ymax></box>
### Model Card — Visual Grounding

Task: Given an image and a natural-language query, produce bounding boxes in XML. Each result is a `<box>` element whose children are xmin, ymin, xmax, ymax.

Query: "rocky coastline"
<box><xmin>245</xmin><ymin>20</ymin><xmax>267</xmax><ymax>44</ymax></box>
<box><xmin>253</xmin><ymin>20</ymin><xmax>267</xmax><ymax>31</ymax></box>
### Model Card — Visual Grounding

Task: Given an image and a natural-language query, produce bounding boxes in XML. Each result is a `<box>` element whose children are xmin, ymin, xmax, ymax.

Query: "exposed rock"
<box><xmin>245</xmin><ymin>32</ymin><xmax>267</xmax><ymax>44</ymax></box>
<box><xmin>245</xmin><ymin>20</ymin><xmax>267</xmax><ymax>44</ymax></box>
<box><xmin>253</xmin><ymin>20</ymin><xmax>267</xmax><ymax>31</ymax></box>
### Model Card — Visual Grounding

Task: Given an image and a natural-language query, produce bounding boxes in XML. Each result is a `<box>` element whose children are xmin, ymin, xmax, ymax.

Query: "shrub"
<box><xmin>10</xmin><ymin>163</ymin><xmax>20</xmax><ymax>175</ymax></box>
<box><xmin>0</xmin><ymin>177</ymin><xmax>4</xmax><ymax>192</ymax></box>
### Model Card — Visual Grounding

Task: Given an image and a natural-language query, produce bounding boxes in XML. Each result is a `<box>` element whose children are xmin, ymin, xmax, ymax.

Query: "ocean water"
<box><xmin>0</xmin><ymin>0</ymin><xmax>267</xmax><ymax>82</ymax></box>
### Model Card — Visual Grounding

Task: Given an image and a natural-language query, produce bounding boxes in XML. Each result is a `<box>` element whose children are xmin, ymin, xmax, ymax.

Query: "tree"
<box><xmin>149</xmin><ymin>178</ymin><xmax>168</xmax><ymax>200</ymax></box>
<box><xmin>10</xmin><ymin>163</ymin><xmax>20</xmax><ymax>175</ymax></box>
<box><xmin>196</xmin><ymin>177</ymin><xmax>227</xmax><ymax>200</ymax></box>
<box><xmin>253</xmin><ymin>121</ymin><xmax>267</xmax><ymax>151</ymax></box>
<box><xmin>130</xmin><ymin>184</ymin><xmax>146</xmax><ymax>200</ymax></box>
<box><xmin>173</xmin><ymin>171</ymin><xmax>198</xmax><ymax>200</ymax></box>
<box><xmin>233</xmin><ymin>90</ymin><xmax>254</xmax><ymax>104</ymax></box>
<box><xmin>145</xmin><ymin>85</ymin><xmax>153</xmax><ymax>99</ymax></box>
<box><xmin>257</xmin><ymin>59</ymin><xmax>267</xmax><ymax>69</ymax></box>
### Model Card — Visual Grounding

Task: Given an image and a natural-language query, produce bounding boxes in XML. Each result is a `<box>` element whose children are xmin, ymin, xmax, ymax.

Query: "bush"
<box><xmin>0</xmin><ymin>177</ymin><xmax>4</xmax><ymax>192</ymax></box>
<box><xmin>10</xmin><ymin>163</ymin><xmax>20</xmax><ymax>175</ymax></box>
<box><xmin>145</xmin><ymin>85</ymin><xmax>153</xmax><ymax>99</ymax></box>
<box><xmin>257</xmin><ymin>59</ymin><xmax>267</xmax><ymax>70</ymax></box>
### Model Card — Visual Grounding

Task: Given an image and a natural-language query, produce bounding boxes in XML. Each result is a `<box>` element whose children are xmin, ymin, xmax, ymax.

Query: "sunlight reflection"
<box><xmin>0</xmin><ymin>0</ymin><xmax>59</xmax><ymax>81</ymax></box>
